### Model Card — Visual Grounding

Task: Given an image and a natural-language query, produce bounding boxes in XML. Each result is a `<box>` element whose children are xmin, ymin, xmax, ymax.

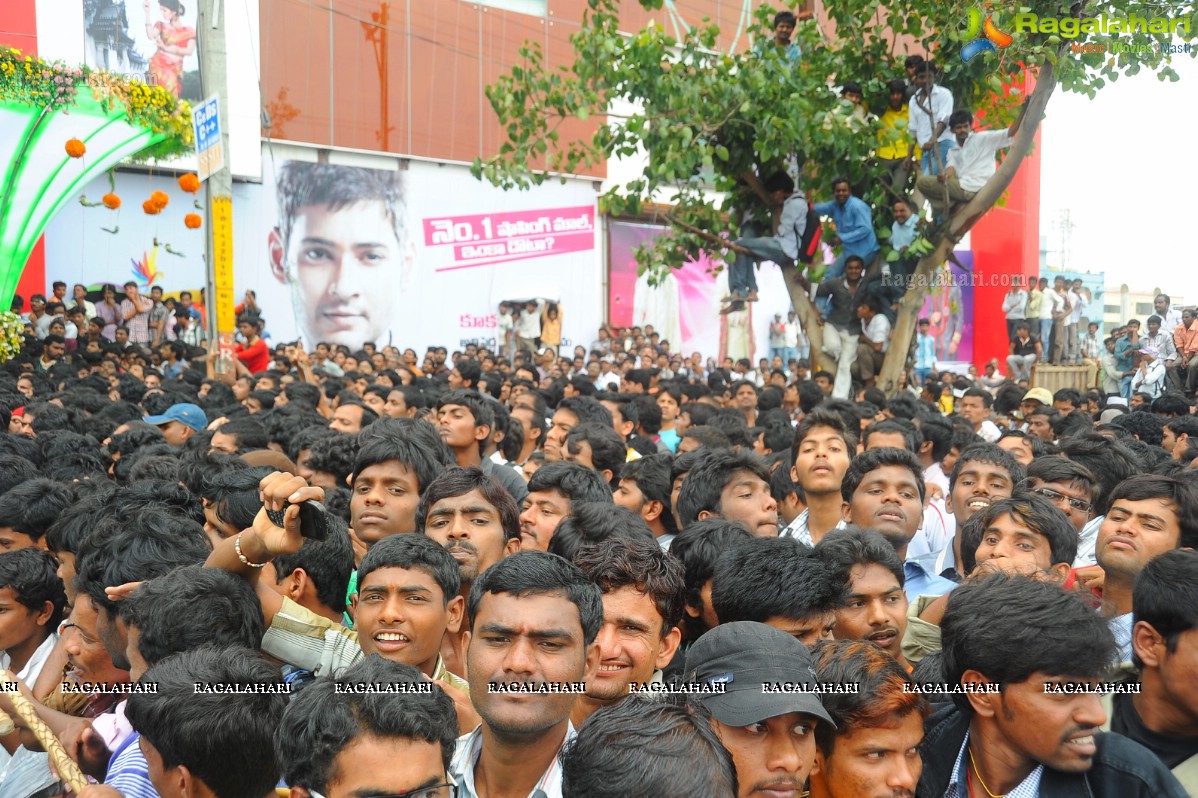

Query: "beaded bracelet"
<box><xmin>235</xmin><ymin>532</ymin><xmax>267</xmax><ymax>568</ymax></box>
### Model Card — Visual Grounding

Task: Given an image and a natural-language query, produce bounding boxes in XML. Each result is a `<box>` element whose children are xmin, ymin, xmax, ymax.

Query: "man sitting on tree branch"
<box><xmin>917</xmin><ymin>101</ymin><xmax>1029</xmax><ymax>226</ymax></box>
<box><xmin>721</xmin><ymin>172</ymin><xmax>809</xmax><ymax>314</ymax></box>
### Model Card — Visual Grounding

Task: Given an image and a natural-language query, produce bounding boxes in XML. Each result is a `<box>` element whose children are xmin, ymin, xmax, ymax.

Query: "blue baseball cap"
<box><xmin>144</xmin><ymin>403</ymin><xmax>208</xmax><ymax>432</ymax></box>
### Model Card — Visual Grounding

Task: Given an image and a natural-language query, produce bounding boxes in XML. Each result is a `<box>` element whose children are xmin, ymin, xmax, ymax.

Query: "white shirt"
<box><xmin>72</xmin><ymin>298</ymin><xmax>98</xmax><ymax>319</ymax></box>
<box><xmin>0</xmin><ymin>633</ymin><xmax>58</xmax><ymax>774</ymax></box>
<box><xmin>784</xmin><ymin>320</ymin><xmax>800</xmax><ymax>348</ymax></box>
<box><xmin>1132</xmin><ymin>359</ymin><xmax>1167</xmax><ymax>398</ymax></box>
<box><xmin>906</xmin><ymin>501</ymin><xmax>951</xmax><ymax>560</ymax></box>
<box><xmin>1067</xmin><ymin>289</ymin><xmax>1086</xmax><ymax>324</ymax></box>
<box><xmin>515</xmin><ymin>301</ymin><xmax>544</xmax><ymax>339</ymax></box>
<box><xmin>1038</xmin><ymin>289</ymin><xmax>1063</xmax><ymax>320</ymax></box>
<box><xmin>497</xmin><ymin>312</ymin><xmax>513</xmax><ymax>334</ymax></box>
<box><xmin>977</xmin><ymin>419</ymin><xmax>1001</xmax><ymax>443</ymax></box>
<box><xmin>946</xmin><ymin>129</ymin><xmax>1014</xmax><ymax>191</ymax></box>
<box><xmin>595</xmin><ymin>371</ymin><xmax>621</xmax><ymax>391</ymax></box>
<box><xmin>1073</xmin><ymin>515</ymin><xmax>1102</xmax><ymax>568</ymax></box>
<box><xmin>862</xmin><ymin>314</ymin><xmax>891</xmax><ymax>351</ymax></box>
<box><xmin>1002</xmin><ymin>289</ymin><xmax>1028</xmax><ymax>320</ymax></box>
<box><xmin>769</xmin><ymin>321</ymin><xmax>787</xmax><ymax>348</ymax></box>
<box><xmin>909</xmin><ymin>85</ymin><xmax>954</xmax><ymax>147</ymax></box>
<box><xmin>923</xmin><ymin>462</ymin><xmax>950</xmax><ymax>495</ymax></box>
<box><xmin>1161</xmin><ymin>306</ymin><xmax>1183</xmax><ymax>332</ymax></box>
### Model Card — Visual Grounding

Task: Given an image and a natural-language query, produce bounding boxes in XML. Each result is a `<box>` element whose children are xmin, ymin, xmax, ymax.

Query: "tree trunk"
<box><xmin>876</xmin><ymin>62</ymin><xmax>1058</xmax><ymax>397</ymax></box>
<box><xmin>781</xmin><ymin>267</ymin><xmax>826</xmax><ymax>372</ymax></box>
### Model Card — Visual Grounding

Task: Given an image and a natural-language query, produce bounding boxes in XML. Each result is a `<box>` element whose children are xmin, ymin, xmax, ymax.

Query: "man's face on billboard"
<box><xmin>272</xmin><ymin>200</ymin><xmax>401</xmax><ymax>348</ymax></box>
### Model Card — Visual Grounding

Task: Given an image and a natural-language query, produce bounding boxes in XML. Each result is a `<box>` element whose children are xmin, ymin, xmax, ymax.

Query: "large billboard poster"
<box><xmin>33</xmin><ymin>0</ymin><xmax>261</xmax><ymax>179</ymax></box>
<box><xmin>608</xmin><ymin>220</ymin><xmax>799</xmax><ymax>364</ymax></box>
<box><xmin>83</xmin><ymin>0</ymin><xmax>202</xmax><ymax>102</ymax></box>
<box><xmin>44</xmin><ymin>156</ymin><xmax>602</xmax><ymax>355</ymax></box>
<box><xmin>920</xmin><ymin>251</ymin><xmax>974</xmax><ymax>365</ymax></box>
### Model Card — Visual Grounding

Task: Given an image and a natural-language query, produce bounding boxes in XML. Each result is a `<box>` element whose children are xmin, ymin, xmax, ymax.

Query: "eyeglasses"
<box><xmin>1032</xmin><ymin>487</ymin><xmax>1092</xmax><ymax>514</ymax></box>
<box><xmin>310</xmin><ymin>783</ymin><xmax>456</xmax><ymax>798</ymax></box>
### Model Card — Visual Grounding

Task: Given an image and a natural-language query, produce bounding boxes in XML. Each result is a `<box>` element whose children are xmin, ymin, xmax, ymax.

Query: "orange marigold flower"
<box><xmin>143</xmin><ymin>199</ymin><xmax>163</xmax><ymax>215</ymax></box>
<box><xmin>184</xmin><ymin>213</ymin><xmax>203</xmax><ymax>229</ymax></box>
<box><xmin>65</xmin><ymin>138</ymin><xmax>86</xmax><ymax>158</ymax></box>
<box><xmin>178</xmin><ymin>174</ymin><xmax>201</xmax><ymax>193</ymax></box>
<box><xmin>102</xmin><ymin>193</ymin><xmax>121</xmax><ymax>210</ymax></box>
<box><xmin>150</xmin><ymin>190</ymin><xmax>169</xmax><ymax>208</ymax></box>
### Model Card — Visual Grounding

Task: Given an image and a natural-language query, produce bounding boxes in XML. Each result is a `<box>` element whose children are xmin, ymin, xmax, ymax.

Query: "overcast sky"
<box><xmin>1039</xmin><ymin>55</ymin><xmax>1198</xmax><ymax>300</ymax></box>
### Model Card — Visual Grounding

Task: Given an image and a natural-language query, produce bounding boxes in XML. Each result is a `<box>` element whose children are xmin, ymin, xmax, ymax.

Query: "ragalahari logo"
<box><xmin>961</xmin><ymin>8</ymin><xmax>1014</xmax><ymax>61</ymax></box>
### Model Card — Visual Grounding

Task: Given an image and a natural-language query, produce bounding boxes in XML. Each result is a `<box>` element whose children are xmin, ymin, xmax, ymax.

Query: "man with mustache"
<box><xmin>841</xmin><ymin>448</ymin><xmax>957</xmax><ymax>601</ymax></box>
<box><xmin>450</xmin><ymin>552</ymin><xmax>601</xmax><ymax>798</ymax></box>
<box><xmin>919</xmin><ymin>574</ymin><xmax>1188</xmax><ymax>798</ymax></box>
<box><xmin>815</xmin><ymin>527</ymin><xmax>912</xmax><ymax>671</ymax></box>
<box><xmin>418</xmin><ymin>466</ymin><xmax>522</xmax><ymax>676</ymax></box>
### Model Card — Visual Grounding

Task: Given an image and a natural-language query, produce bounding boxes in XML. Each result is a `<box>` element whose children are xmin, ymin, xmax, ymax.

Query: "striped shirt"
<box><xmin>120</xmin><ymin>296</ymin><xmax>155</xmax><ymax>344</ymax></box>
<box><xmin>106</xmin><ymin>732</ymin><xmax>160</xmax><ymax>798</ymax></box>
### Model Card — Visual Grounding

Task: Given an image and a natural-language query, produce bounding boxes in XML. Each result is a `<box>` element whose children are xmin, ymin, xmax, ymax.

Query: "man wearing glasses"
<box><xmin>276</xmin><ymin>655</ymin><xmax>460</xmax><ymax>798</ymax></box>
<box><xmin>1023</xmin><ymin>455</ymin><xmax>1099</xmax><ymax>567</ymax></box>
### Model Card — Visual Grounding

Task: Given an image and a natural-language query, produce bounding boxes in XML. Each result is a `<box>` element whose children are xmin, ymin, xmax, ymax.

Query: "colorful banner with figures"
<box><xmin>83</xmin><ymin>0</ymin><xmax>202</xmax><ymax>102</ymax></box>
<box><xmin>44</xmin><ymin>151</ymin><xmax>602</xmax><ymax>355</ymax></box>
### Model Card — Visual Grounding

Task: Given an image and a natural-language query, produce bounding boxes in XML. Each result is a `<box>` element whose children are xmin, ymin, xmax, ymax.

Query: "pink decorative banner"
<box><xmin>423</xmin><ymin>206</ymin><xmax>596</xmax><ymax>272</ymax></box>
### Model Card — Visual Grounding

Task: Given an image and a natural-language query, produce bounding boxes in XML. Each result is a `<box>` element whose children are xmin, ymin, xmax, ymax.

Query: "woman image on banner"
<box><xmin>144</xmin><ymin>0</ymin><xmax>195</xmax><ymax>98</ymax></box>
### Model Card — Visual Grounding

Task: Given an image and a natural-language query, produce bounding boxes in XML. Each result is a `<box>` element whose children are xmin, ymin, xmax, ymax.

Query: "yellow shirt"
<box><xmin>877</xmin><ymin>105</ymin><xmax>917</xmax><ymax>160</ymax></box>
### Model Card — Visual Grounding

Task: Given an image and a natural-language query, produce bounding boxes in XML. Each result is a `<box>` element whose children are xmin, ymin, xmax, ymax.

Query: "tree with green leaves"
<box><xmin>472</xmin><ymin>0</ymin><xmax>1193</xmax><ymax>395</ymax></box>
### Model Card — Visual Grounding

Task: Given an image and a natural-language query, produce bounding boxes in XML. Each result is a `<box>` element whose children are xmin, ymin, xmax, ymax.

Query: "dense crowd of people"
<box><xmin>0</xmin><ymin>253</ymin><xmax>1197</xmax><ymax>798</ymax></box>
<box><xmin>1</xmin><ymin>16</ymin><xmax>1195</xmax><ymax>798</ymax></box>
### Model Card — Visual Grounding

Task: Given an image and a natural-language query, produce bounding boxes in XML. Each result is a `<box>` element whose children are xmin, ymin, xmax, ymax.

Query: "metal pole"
<box><xmin>197</xmin><ymin>0</ymin><xmax>234</xmax><ymax>368</ymax></box>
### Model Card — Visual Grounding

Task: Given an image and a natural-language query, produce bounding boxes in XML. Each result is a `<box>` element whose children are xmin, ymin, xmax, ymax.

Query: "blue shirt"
<box><xmin>891</xmin><ymin>215</ymin><xmax>918</xmax><ymax>251</ymax></box>
<box><xmin>916</xmin><ymin>333</ymin><xmax>937</xmax><ymax>369</ymax></box>
<box><xmin>904</xmin><ymin>558</ymin><xmax>957</xmax><ymax>602</ymax></box>
<box><xmin>813</xmin><ymin>196</ymin><xmax>878</xmax><ymax>259</ymax></box>
<box><xmin>106</xmin><ymin>731</ymin><xmax>160</xmax><ymax>798</ymax></box>
<box><xmin>1114</xmin><ymin>337</ymin><xmax>1135</xmax><ymax>372</ymax></box>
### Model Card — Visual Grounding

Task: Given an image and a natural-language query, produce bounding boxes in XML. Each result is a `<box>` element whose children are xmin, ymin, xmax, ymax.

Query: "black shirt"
<box><xmin>1011</xmin><ymin>337</ymin><xmax>1037</xmax><ymax>357</ymax></box>
<box><xmin>1111</xmin><ymin>692</ymin><xmax>1198</xmax><ymax>769</ymax></box>
<box><xmin>816</xmin><ymin>277</ymin><xmax>869</xmax><ymax>331</ymax></box>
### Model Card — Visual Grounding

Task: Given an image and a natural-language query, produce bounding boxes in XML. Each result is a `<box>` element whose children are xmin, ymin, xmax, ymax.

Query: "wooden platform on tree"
<box><xmin>1032</xmin><ymin>364</ymin><xmax>1099</xmax><ymax>393</ymax></box>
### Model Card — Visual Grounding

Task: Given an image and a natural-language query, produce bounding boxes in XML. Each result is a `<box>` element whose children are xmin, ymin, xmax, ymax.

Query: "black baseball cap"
<box><xmin>684</xmin><ymin>622</ymin><xmax>834</xmax><ymax>728</ymax></box>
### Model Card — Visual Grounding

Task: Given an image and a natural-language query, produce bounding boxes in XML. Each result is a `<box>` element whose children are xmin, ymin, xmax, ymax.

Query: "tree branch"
<box><xmin>667</xmin><ymin>214</ymin><xmax>752</xmax><ymax>255</ymax></box>
<box><xmin>876</xmin><ymin>61</ymin><xmax>1057</xmax><ymax>396</ymax></box>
